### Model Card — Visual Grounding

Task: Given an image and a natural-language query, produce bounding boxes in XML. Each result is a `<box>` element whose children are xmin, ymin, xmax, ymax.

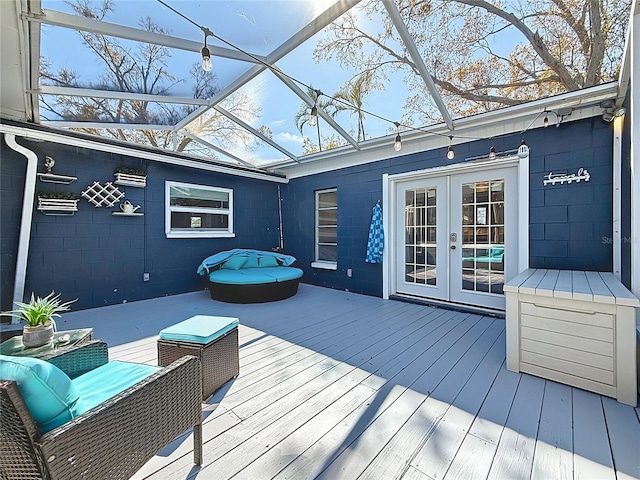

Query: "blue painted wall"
<box><xmin>283</xmin><ymin>116</ymin><xmax>615</xmax><ymax>297</ymax></box>
<box><xmin>1</xmin><ymin>136</ymin><xmax>282</xmax><ymax>310</ymax></box>
<box><xmin>1</xmin><ymin>115</ymin><xmax>623</xmax><ymax>310</ymax></box>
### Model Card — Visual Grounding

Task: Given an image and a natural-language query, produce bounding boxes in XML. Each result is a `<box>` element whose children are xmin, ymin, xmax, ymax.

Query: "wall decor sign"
<box><xmin>543</xmin><ymin>167</ymin><xmax>590</xmax><ymax>186</ymax></box>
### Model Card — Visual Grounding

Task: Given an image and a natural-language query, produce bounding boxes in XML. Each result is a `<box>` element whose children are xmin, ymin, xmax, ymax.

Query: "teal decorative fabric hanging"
<box><xmin>365</xmin><ymin>201</ymin><xmax>384</xmax><ymax>263</ymax></box>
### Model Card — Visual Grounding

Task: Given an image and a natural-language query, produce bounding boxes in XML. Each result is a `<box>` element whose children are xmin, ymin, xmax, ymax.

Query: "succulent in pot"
<box><xmin>2</xmin><ymin>292</ymin><xmax>77</xmax><ymax>348</ymax></box>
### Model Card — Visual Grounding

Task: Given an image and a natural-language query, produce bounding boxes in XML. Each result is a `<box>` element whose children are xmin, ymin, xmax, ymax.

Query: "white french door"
<box><xmin>395</xmin><ymin>165</ymin><xmax>518</xmax><ymax>310</ymax></box>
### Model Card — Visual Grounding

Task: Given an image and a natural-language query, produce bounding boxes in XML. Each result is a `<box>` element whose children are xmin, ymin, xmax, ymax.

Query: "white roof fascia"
<box><xmin>382</xmin><ymin>0</ymin><xmax>454</xmax><ymax>130</ymax></box>
<box><xmin>179</xmin><ymin>129</ymin><xmax>256</xmax><ymax>168</ymax></box>
<box><xmin>273</xmin><ymin>70</ymin><xmax>360</xmax><ymax>149</ymax></box>
<box><xmin>41</xmin><ymin>121</ymin><xmax>176</xmax><ymax>130</ymax></box>
<box><xmin>28</xmin><ymin>9</ymin><xmax>266</xmax><ymax>64</ymax></box>
<box><xmin>38</xmin><ymin>86</ymin><xmax>210</xmax><ymax>106</ymax></box>
<box><xmin>271</xmin><ymin>83</ymin><xmax>619</xmax><ymax>178</ymax></box>
<box><xmin>213</xmin><ymin>105</ymin><xmax>299</xmax><ymax>162</ymax></box>
<box><xmin>0</xmin><ymin>122</ymin><xmax>287</xmax><ymax>183</ymax></box>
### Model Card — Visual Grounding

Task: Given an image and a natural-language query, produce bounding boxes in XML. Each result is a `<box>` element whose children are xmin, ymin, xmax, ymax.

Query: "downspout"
<box><xmin>4</xmin><ymin>134</ymin><xmax>38</xmax><ymax>323</ymax></box>
<box><xmin>613</xmin><ymin>116</ymin><xmax>623</xmax><ymax>280</ymax></box>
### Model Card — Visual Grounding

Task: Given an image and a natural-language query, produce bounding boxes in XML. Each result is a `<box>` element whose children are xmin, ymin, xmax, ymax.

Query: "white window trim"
<box><xmin>314</xmin><ymin>188</ymin><xmax>337</xmax><ymax>268</ymax></box>
<box><xmin>165</xmin><ymin>180</ymin><xmax>235</xmax><ymax>239</ymax></box>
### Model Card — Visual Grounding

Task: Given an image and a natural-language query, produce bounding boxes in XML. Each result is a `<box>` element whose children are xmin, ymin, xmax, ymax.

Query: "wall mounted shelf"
<box><xmin>112</xmin><ymin>211</ymin><xmax>144</xmax><ymax>216</ymax></box>
<box><xmin>37</xmin><ymin>173</ymin><xmax>77</xmax><ymax>184</ymax></box>
<box><xmin>37</xmin><ymin>198</ymin><xmax>79</xmax><ymax>215</ymax></box>
<box><xmin>114</xmin><ymin>173</ymin><xmax>146</xmax><ymax>188</ymax></box>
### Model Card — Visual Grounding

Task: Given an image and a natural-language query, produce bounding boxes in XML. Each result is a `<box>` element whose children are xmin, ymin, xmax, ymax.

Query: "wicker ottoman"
<box><xmin>158</xmin><ymin>316</ymin><xmax>240</xmax><ymax>400</ymax></box>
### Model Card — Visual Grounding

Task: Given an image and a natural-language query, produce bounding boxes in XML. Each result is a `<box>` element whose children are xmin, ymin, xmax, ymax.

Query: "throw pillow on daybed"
<box><xmin>259</xmin><ymin>256</ymin><xmax>279</xmax><ymax>268</ymax></box>
<box><xmin>222</xmin><ymin>256</ymin><xmax>247</xmax><ymax>270</ymax></box>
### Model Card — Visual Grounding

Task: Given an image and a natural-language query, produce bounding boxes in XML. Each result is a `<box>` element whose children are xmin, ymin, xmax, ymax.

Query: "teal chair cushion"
<box><xmin>72</xmin><ymin>361</ymin><xmax>160</xmax><ymax>416</ymax></box>
<box><xmin>159</xmin><ymin>315</ymin><xmax>239</xmax><ymax>344</ymax></box>
<box><xmin>221</xmin><ymin>256</ymin><xmax>247</xmax><ymax>270</ymax></box>
<box><xmin>0</xmin><ymin>354</ymin><xmax>80</xmax><ymax>433</ymax></box>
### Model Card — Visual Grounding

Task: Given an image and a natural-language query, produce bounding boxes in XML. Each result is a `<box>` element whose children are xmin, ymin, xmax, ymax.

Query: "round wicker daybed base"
<box><xmin>207</xmin><ymin>278</ymin><xmax>301</xmax><ymax>303</ymax></box>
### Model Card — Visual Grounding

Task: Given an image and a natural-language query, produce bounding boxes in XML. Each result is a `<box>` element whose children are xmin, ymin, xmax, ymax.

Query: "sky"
<box><xmin>39</xmin><ymin>0</ymin><xmax>522</xmax><ymax>164</ymax></box>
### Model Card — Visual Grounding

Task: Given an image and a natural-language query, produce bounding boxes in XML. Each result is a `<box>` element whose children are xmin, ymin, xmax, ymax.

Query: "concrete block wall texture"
<box><xmin>1</xmin><ymin>137</ymin><xmax>281</xmax><ymax>310</ymax></box>
<box><xmin>2</xmin><ymin>115</ymin><xmax>627</xmax><ymax>308</ymax></box>
<box><xmin>283</xmin><ymin>116</ymin><xmax>617</xmax><ymax>297</ymax></box>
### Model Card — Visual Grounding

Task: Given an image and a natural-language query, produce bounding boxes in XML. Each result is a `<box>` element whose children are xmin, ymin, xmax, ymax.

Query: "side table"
<box><xmin>0</xmin><ymin>328</ymin><xmax>94</xmax><ymax>360</ymax></box>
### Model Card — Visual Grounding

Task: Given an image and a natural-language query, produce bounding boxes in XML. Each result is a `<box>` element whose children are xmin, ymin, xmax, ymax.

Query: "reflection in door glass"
<box><xmin>461</xmin><ymin>180</ymin><xmax>505</xmax><ymax>294</ymax></box>
<box><xmin>405</xmin><ymin>188</ymin><xmax>436</xmax><ymax>285</ymax></box>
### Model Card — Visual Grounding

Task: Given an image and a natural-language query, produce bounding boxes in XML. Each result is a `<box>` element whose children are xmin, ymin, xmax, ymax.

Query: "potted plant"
<box><xmin>114</xmin><ymin>166</ymin><xmax>147</xmax><ymax>187</ymax></box>
<box><xmin>37</xmin><ymin>191</ymin><xmax>80</xmax><ymax>215</ymax></box>
<box><xmin>2</xmin><ymin>292</ymin><xmax>77</xmax><ymax>348</ymax></box>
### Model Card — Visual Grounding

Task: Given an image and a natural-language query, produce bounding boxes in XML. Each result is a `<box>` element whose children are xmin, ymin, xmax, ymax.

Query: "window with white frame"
<box><xmin>165</xmin><ymin>181</ymin><xmax>234</xmax><ymax>238</ymax></box>
<box><xmin>314</xmin><ymin>188</ymin><xmax>337</xmax><ymax>269</ymax></box>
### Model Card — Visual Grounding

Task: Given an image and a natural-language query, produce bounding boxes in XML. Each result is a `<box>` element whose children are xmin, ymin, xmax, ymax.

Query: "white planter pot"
<box><xmin>22</xmin><ymin>323</ymin><xmax>55</xmax><ymax>348</ymax></box>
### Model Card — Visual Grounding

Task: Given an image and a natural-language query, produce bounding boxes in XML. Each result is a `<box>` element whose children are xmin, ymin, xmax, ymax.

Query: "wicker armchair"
<box><xmin>0</xmin><ymin>340</ymin><xmax>203</xmax><ymax>480</ymax></box>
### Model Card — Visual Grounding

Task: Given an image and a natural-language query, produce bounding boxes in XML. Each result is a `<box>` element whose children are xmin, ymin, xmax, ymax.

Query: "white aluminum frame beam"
<box><xmin>41</xmin><ymin>121</ymin><xmax>176</xmax><ymax>130</ymax></box>
<box><xmin>179</xmin><ymin>130</ymin><xmax>255</xmax><ymax>168</ymax></box>
<box><xmin>27</xmin><ymin>8</ymin><xmax>266</xmax><ymax>63</ymax></box>
<box><xmin>272</xmin><ymin>69</ymin><xmax>359</xmax><ymax>149</ymax></box>
<box><xmin>38</xmin><ymin>85</ymin><xmax>210</xmax><ymax>105</ymax></box>
<box><xmin>382</xmin><ymin>0</ymin><xmax>454</xmax><ymax>130</ymax></box>
<box><xmin>177</xmin><ymin>0</ymin><xmax>361</xmax><ymax>135</ymax></box>
<box><xmin>213</xmin><ymin>105</ymin><xmax>299</xmax><ymax>162</ymax></box>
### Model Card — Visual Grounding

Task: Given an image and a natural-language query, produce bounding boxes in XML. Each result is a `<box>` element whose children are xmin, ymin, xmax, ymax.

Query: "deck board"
<box><xmin>54</xmin><ymin>284</ymin><xmax>639</xmax><ymax>480</ymax></box>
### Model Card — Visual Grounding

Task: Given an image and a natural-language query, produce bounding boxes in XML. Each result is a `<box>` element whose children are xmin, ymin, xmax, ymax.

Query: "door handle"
<box><xmin>450</xmin><ymin>245</ymin><xmax>456</xmax><ymax>250</ymax></box>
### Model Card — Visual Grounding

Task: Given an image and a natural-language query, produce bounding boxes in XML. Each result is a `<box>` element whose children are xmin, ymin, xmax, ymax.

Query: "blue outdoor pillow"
<box><xmin>222</xmin><ymin>256</ymin><xmax>247</xmax><ymax>270</ymax></box>
<box><xmin>243</xmin><ymin>256</ymin><xmax>259</xmax><ymax>268</ymax></box>
<box><xmin>259</xmin><ymin>256</ymin><xmax>279</xmax><ymax>268</ymax></box>
<box><xmin>0</xmin><ymin>354</ymin><xmax>80</xmax><ymax>433</ymax></box>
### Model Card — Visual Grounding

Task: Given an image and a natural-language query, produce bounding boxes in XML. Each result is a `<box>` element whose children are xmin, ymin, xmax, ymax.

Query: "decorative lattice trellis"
<box><xmin>82</xmin><ymin>181</ymin><xmax>124</xmax><ymax>207</ymax></box>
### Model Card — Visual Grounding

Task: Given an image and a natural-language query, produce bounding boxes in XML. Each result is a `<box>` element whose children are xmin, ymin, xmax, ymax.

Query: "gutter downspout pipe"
<box><xmin>4</xmin><ymin>134</ymin><xmax>38</xmax><ymax>323</ymax></box>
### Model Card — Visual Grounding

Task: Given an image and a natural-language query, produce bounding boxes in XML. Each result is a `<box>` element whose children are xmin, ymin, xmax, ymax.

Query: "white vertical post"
<box><xmin>382</xmin><ymin>173</ymin><xmax>390</xmax><ymax>299</ymax></box>
<box><xmin>632</xmin><ymin>9</ymin><xmax>640</xmax><ymax>298</ymax></box>
<box><xmin>613</xmin><ymin>116</ymin><xmax>623</xmax><ymax>280</ymax></box>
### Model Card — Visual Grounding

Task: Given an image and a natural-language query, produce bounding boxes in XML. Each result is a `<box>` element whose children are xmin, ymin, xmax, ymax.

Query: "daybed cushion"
<box><xmin>158</xmin><ymin>315</ymin><xmax>239</xmax><ymax>344</ymax></box>
<box><xmin>209</xmin><ymin>267</ymin><xmax>303</xmax><ymax>285</ymax></box>
<box><xmin>222</xmin><ymin>256</ymin><xmax>247</xmax><ymax>270</ymax></box>
<box><xmin>0</xmin><ymin>354</ymin><xmax>80</xmax><ymax>433</ymax></box>
<box><xmin>0</xmin><ymin>355</ymin><xmax>161</xmax><ymax>434</ymax></box>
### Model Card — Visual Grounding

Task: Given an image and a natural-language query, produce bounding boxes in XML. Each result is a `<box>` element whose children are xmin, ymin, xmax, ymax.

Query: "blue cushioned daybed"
<box><xmin>197</xmin><ymin>249</ymin><xmax>303</xmax><ymax>303</ymax></box>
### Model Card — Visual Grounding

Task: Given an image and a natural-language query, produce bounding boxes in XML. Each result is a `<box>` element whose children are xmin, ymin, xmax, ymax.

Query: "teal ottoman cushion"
<box><xmin>0</xmin><ymin>354</ymin><xmax>80</xmax><ymax>433</ymax></box>
<box><xmin>159</xmin><ymin>315</ymin><xmax>239</xmax><ymax>345</ymax></box>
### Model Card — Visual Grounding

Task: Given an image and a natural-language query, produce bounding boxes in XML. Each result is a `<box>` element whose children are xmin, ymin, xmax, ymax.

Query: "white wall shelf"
<box><xmin>37</xmin><ymin>198</ymin><xmax>79</xmax><ymax>215</ymax></box>
<box><xmin>37</xmin><ymin>173</ymin><xmax>77</xmax><ymax>184</ymax></box>
<box><xmin>114</xmin><ymin>173</ymin><xmax>146</xmax><ymax>188</ymax></box>
<box><xmin>112</xmin><ymin>211</ymin><xmax>143</xmax><ymax>216</ymax></box>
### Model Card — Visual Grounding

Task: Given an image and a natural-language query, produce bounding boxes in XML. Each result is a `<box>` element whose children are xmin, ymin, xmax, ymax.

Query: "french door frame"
<box><xmin>382</xmin><ymin>155</ymin><xmax>529</xmax><ymax>309</ymax></box>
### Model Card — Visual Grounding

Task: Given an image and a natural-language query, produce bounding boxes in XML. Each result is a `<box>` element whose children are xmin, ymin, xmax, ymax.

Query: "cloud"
<box><xmin>271</xmin><ymin>119</ymin><xmax>285</xmax><ymax>126</ymax></box>
<box><xmin>277</xmin><ymin>132</ymin><xmax>304</xmax><ymax>144</ymax></box>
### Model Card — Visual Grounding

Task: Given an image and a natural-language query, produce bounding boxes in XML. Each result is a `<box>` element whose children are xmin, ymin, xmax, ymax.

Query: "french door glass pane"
<box><xmin>405</xmin><ymin>187</ymin><xmax>437</xmax><ymax>286</ymax></box>
<box><xmin>460</xmin><ymin>179</ymin><xmax>505</xmax><ymax>295</ymax></box>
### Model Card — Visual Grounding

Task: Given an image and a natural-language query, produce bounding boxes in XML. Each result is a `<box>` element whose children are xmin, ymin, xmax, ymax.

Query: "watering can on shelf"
<box><xmin>120</xmin><ymin>200</ymin><xmax>141</xmax><ymax>214</ymax></box>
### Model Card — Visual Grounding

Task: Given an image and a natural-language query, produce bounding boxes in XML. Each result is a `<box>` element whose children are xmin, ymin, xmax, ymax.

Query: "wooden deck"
<box><xmin>57</xmin><ymin>284</ymin><xmax>640</xmax><ymax>480</ymax></box>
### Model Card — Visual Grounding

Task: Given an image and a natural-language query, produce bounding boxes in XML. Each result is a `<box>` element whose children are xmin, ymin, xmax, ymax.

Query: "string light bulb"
<box><xmin>488</xmin><ymin>144</ymin><xmax>496</xmax><ymax>160</ymax></box>
<box><xmin>446</xmin><ymin>136</ymin><xmax>455</xmax><ymax>160</ymax></box>
<box><xmin>543</xmin><ymin>112</ymin><xmax>549</xmax><ymax>128</ymax></box>
<box><xmin>394</xmin><ymin>133</ymin><xmax>402</xmax><ymax>152</ymax></box>
<box><xmin>393</xmin><ymin>123</ymin><xmax>402</xmax><ymax>151</ymax></box>
<box><xmin>201</xmin><ymin>33</ymin><xmax>212</xmax><ymax>72</ymax></box>
<box><xmin>517</xmin><ymin>138</ymin><xmax>530</xmax><ymax>159</ymax></box>
<box><xmin>308</xmin><ymin>105</ymin><xmax>318</xmax><ymax>127</ymax></box>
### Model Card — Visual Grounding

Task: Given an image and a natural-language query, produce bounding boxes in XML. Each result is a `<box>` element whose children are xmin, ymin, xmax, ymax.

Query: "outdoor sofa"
<box><xmin>197</xmin><ymin>249</ymin><xmax>303</xmax><ymax>303</ymax></box>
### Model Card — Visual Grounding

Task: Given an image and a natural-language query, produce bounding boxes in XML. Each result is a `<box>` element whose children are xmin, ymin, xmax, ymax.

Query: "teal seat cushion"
<box><xmin>209</xmin><ymin>267</ymin><xmax>302</xmax><ymax>285</ymax></box>
<box><xmin>222</xmin><ymin>256</ymin><xmax>247</xmax><ymax>270</ymax></box>
<box><xmin>159</xmin><ymin>315</ymin><xmax>239</xmax><ymax>344</ymax></box>
<box><xmin>0</xmin><ymin>354</ymin><xmax>80</xmax><ymax>433</ymax></box>
<box><xmin>72</xmin><ymin>361</ymin><xmax>160</xmax><ymax>417</ymax></box>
